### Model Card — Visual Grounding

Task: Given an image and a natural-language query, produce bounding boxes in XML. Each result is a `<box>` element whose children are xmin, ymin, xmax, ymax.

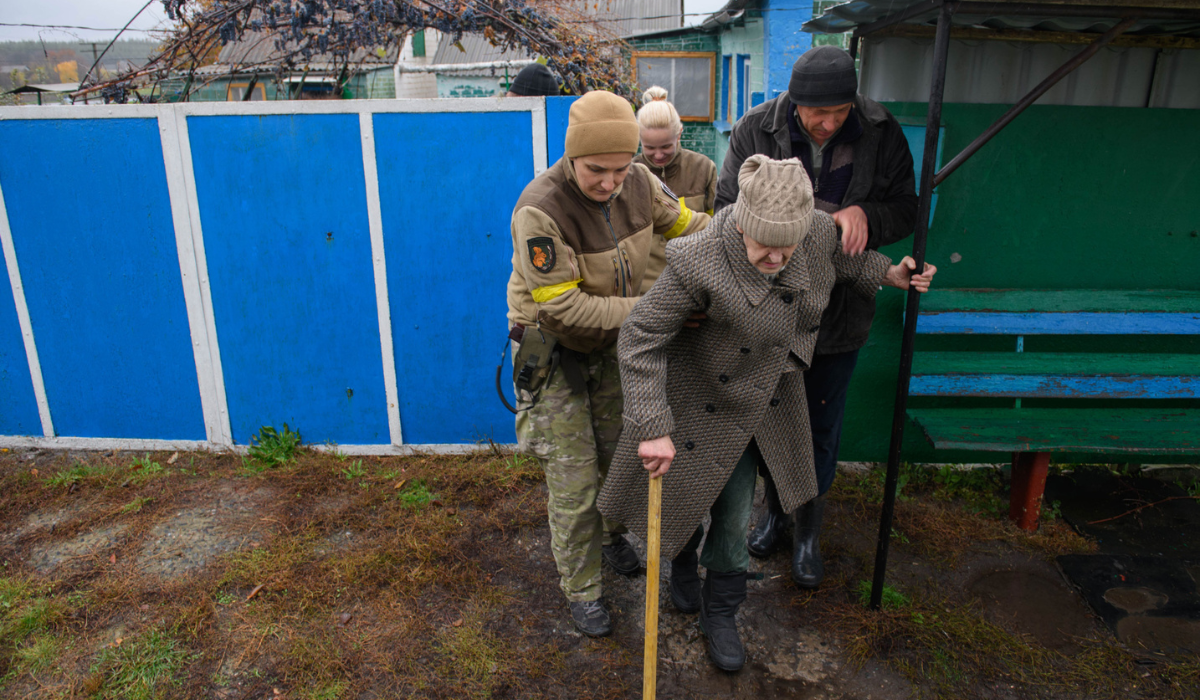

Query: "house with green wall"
<box><xmin>627</xmin><ymin>0</ymin><xmax>818</xmax><ymax>166</ymax></box>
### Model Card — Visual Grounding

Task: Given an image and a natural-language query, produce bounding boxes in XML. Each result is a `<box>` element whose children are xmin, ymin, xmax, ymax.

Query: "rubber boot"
<box><xmin>747</xmin><ymin>470</ymin><xmax>789</xmax><ymax>558</ymax></box>
<box><xmin>698</xmin><ymin>570</ymin><xmax>747</xmax><ymax>672</ymax></box>
<box><xmin>669</xmin><ymin>548</ymin><xmax>701</xmax><ymax>614</ymax></box>
<box><xmin>791</xmin><ymin>495</ymin><xmax>826</xmax><ymax>589</ymax></box>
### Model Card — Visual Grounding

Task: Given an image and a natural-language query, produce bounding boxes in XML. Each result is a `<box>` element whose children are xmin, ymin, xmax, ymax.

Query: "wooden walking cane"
<box><xmin>643</xmin><ymin>475</ymin><xmax>662</xmax><ymax>699</ymax></box>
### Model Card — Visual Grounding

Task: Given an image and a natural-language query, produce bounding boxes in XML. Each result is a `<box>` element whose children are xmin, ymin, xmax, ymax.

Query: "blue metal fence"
<box><xmin>0</xmin><ymin>98</ymin><xmax>562</xmax><ymax>451</ymax></box>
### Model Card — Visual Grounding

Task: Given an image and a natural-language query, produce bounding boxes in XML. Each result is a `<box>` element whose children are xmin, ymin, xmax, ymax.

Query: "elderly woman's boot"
<box><xmin>699</xmin><ymin>570</ymin><xmax>747</xmax><ymax>671</ymax></box>
<box><xmin>747</xmin><ymin>471</ymin><xmax>789</xmax><ymax>558</ymax></box>
<box><xmin>669</xmin><ymin>548</ymin><xmax>702</xmax><ymax>614</ymax></box>
<box><xmin>791</xmin><ymin>495</ymin><xmax>826</xmax><ymax>588</ymax></box>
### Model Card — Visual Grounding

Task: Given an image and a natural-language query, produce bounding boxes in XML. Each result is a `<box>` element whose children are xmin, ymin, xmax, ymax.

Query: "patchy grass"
<box><xmin>129</xmin><ymin>455</ymin><xmax>165</xmax><ymax>485</ymax></box>
<box><xmin>4</xmin><ymin>449</ymin><xmax>1194</xmax><ymax>699</ymax></box>
<box><xmin>120</xmin><ymin>496</ymin><xmax>153</xmax><ymax>514</ymax></box>
<box><xmin>246</xmin><ymin>423</ymin><xmax>303</xmax><ymax>469</ymax></box>
<box><xmin>825</xmin><ymin>596</ymin><xmax>1200</xmax><ymax>700</ymax></box>
<box><xmin>856</xmin><ymin>580</ymin><xmax>911</xmax><ymax>610</ymax></box>
<box><xmin>44</xmin><ymin>460</ymin><xmax>119</xmax><ymax>489</ymax></box>
<box><xmin>87</xmin><ymin>628</ymin><xmax>194</xmax><ymax>700</ymax></box>
<box><xmin>396</xmin><ymin>478</ymin><xmax>437</xmax><ymax>510</ymax></box>
<box><xmin>830</xmin><ymin>464</ymin><xmax>1094</xmax><ymax>565</ymax></box>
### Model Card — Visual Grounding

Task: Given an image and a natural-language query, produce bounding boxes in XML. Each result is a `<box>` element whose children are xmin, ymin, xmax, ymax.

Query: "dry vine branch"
<box><xmin>89</xmin><ymin>0</ymin><xmax>635</xmax><ymax>102</ymax></box>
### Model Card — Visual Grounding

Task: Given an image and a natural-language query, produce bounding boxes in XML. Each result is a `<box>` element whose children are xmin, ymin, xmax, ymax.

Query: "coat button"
<box><xmin>705</xmin><ymin>403</ymin><xmax>715</xmax><ymax>413</ymax></box>
<box><xmin>719</xmin><ymin>374</ymin><xmax>729</xmax><ymax>383</ymax></box>
<box><xmin>740</xmin><ymin>347</ymin><xmax>750</xmax><ymax>354</ymax></box>
<box><xmin>770</xmin><ymin>398</ymin><xmax>780</xmax><ymax>407</ymax></box>
<box><xmin>781</xmin><ymin>293</ymin><xmax>794</xmax><ymax>304</ymax></box>
<box><xmin>809</xmin><ymin>325</ymin><xmax>820</xmax><ymax>332</ymax></box>
<box><xmin>685</xmin><ymin>440</ymin><xmax>695</xmax><ymax>450</ymax></box>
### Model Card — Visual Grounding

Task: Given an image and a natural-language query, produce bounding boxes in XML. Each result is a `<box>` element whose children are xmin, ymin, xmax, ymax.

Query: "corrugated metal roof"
<box><xmin>431</xmin><ymin>33</ymin><xmax>531</xmax><ymax>76</ymax></box>
<box><xmin>804</xmin><ymin>0</ymin><xmax>1200</xmax><ymax>38</ymax></box>
<box><xmin>859</xmin><ymin>36</ymin><xmax>1199</xmax><ymax>107</ymax></box>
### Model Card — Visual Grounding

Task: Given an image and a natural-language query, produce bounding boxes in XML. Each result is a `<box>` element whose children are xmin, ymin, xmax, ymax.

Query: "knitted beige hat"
<box><xmin>565</xmin><ymin>91</ymin><xmax>640</xmax><ymax>158</ymax></box>
<box><xmin>735</xmin><ymin>155</ymin><xmax>814</xmax><ymax>247</ymax></box>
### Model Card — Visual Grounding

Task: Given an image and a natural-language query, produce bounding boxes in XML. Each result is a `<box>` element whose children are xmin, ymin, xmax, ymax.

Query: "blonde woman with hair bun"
<box><xmin>635</xmin><ymin>86</ymin><xmax>718</xmax><ymax>289</ymax></box>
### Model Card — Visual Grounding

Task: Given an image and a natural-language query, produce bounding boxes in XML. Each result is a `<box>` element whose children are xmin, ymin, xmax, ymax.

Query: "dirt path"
<box><xmin>0</xmin><ymin>447</ymin><xmax>1196</xmax><ymax>699</ymax></box>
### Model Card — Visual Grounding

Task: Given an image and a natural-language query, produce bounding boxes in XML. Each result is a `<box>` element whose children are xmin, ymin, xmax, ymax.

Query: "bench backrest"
<box><xmin>910</xmin><ymin>289</ymin><xmax>1200</xmax><ymax>400</ymax></box>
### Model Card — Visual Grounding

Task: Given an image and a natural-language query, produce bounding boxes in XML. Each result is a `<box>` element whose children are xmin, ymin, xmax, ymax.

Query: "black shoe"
<box><xmin>669</xmin><ymin>549</ymin><xmax>701</xmax><ymax>614</ymax></box>
<box><xmin>747</xmin><ymin>470</ymin><xmax>789</xmax><ymax>559</ymax></box>
<box><xmin>602</xmin><ymin>534</ymin><xmax>641</xmax><ymax>577</ymax></box>
<box><xmin>792</xmin><ymin>495</ymin><xmax>826</xmax><ymax>589</ymax></box>
<box><xmin>569</xmin><ymin>599</ymin><xmax>612</xmax><ymax>637</ymax></box>
<box><xmin>698</xmin><ymin>570</ymin><xmax>747</xmax><ymax>672</ymax></box>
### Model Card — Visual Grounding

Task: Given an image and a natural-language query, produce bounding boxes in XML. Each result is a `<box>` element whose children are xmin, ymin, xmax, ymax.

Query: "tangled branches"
<box><xmin>94</xmin><ymin>0</ymin><xmax>635</xmax><ymax>102</ymax></box>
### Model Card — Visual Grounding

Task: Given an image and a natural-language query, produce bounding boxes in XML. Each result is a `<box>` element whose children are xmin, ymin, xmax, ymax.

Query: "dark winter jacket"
<box><xmin>714</xmin><ymin>94</ymin><xmax>917</xmax><ymax>354</ymax></box>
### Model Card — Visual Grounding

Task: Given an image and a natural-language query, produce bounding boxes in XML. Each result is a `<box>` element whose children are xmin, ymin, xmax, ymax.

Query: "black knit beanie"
<box><xmin>509</xmin><ymin>63</ymin><xmax>559</xmax><ymax>97</ymax></box>
<box><xmin>788</xmin><ymin>46</ymin><xmax>857</xmax><ymax>107</ymax></box>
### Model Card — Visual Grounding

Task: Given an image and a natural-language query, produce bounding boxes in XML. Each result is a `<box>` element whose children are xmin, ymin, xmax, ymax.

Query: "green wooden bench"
<box><xmin>906</xmin><ymin>289</ymin><xmax>1200</xmax><ymax>530</ymax></box>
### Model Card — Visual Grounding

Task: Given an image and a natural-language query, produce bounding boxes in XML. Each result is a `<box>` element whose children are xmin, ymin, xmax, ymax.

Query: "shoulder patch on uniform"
<box><xmin>527</xmin><ymin>237</ymin><xmax>556</xmax><ymax>273</ymax></box>
<box><xmin>660</xmin><ymin>181</ymin><xmax>679</xmax><ymax>201</ymax></box>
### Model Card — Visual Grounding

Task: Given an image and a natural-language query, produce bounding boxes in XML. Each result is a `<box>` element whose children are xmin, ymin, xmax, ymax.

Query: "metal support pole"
<box><xmin>933</xmin><ymin>16</ymin><xmax>1137</xmax><ymax>186</ymax></box>
<box><xmin>869</xmin><ymin>0</ymin><xmax>955</xmax><ymax>611</ymax></box>
<box><xmin>850</xmin><ymin>34</ymin><xmax>860</xmax><ymax>60</ymax></box>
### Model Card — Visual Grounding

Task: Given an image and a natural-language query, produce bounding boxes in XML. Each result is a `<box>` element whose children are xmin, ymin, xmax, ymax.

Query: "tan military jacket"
<box><xmin>633</xmin><ymin>148</ymin><xmax>718</xmax><ymax>291</ymax></box>
<box><xmin>506</xmin><ymin>157</ymin><xmax>710</xmax><ymax>354</ymax></box>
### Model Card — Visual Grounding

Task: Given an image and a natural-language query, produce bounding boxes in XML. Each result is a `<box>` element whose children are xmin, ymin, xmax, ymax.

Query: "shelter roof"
<box><xmin>4</xmin><ymin>83</ymin><xmax>80</xmax><ymax>94</ymax></box>
<box><xmin>804</xmin><ymin>0</ymin><xmax>1200</xmax><ymax>38</ymax></box>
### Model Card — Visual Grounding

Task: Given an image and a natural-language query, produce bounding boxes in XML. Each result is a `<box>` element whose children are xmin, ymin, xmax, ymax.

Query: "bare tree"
<box><xmin>83</xmin><ymin>0</ymin><xmax>635</xmax><ymax>102</ymax></box>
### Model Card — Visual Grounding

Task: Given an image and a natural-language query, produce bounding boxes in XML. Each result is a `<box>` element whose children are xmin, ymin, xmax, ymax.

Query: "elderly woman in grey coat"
<box><xmin>597</xmin><ymin>155</ymin><xmax>935</xmax><ymax>672</ymax></box>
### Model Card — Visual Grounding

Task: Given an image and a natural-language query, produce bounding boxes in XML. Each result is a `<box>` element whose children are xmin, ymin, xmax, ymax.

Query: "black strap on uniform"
<box><xmin>495</xmin><ymin>332</ymin><xmax>560</xmax><ymax>414</ymax></box>
<box><xmin>557</xmin><ymin>348</ymin><xmax>588</xmax><ymax>395</ymax></box>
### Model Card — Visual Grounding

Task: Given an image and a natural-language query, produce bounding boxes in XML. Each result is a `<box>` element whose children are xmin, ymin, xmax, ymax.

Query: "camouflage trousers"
<box><xmin>516</xmin><ymin>343</ymin><xmax>626</xmax><ymax>602</ymax></box>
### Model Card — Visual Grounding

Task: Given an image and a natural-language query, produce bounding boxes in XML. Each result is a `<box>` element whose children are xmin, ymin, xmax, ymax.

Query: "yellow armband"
<box><xmin>663</xmin><ymin>200</ymin><xmax>694</xmax><ymax>240</ymax></box>
<box><xmin>531</xmin><ymin>278</ymin><xmax>583</xmax><ymax>303</ymax></box>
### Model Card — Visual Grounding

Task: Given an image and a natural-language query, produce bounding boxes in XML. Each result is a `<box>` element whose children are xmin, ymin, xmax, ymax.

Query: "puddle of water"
<box><xmin>968</xmin><ymin>569</ymin><xmax>1095</xmax><ymax>652</ymax></box>
<box><xmin>1104</xmin><ymin>586</ymin><xmax>1169</xmax><ymax>614</ymax></box>
<box><xmin>1115</xmin><ymin>615</ymin><xmax>1200</xmax><ymax>655</ymax></box>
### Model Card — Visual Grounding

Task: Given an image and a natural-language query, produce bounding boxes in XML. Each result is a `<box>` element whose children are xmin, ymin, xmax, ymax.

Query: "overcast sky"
<box><xmin>0</xmin><ymin>0</ymin><xmax>731</xmax><ymax>42</ymax></box>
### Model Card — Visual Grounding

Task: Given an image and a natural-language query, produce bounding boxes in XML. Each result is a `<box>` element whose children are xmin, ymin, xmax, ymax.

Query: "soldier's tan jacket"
<box><xmin>634</xmin><ymin>148</ymin><xmax>718</xmax><ymax>292</ymax></box>
<box><xmin>507</xmin><ymin>157</ymin><xmax>710</xmax><ymax>354</ymax></box>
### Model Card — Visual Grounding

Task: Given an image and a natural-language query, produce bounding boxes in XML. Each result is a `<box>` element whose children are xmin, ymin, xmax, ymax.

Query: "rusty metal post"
<box><xmin>869</xmin><ymin>0</ymin><xmax>955</xmax><ymax>611</ymax></box>
<box><xmin>1010</xmin><ymin>452</ymin><xmax>1051</xmax><ymax>531</ymax></box>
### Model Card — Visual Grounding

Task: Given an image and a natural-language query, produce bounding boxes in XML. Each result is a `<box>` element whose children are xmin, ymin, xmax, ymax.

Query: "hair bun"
<box><xmin>642</xmin><ymin>85</ymin><xmax>669</xmax><ymax>103</ymax></box>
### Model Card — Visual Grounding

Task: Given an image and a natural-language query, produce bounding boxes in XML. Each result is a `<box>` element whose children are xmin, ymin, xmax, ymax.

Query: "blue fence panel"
<box><xmin>373</xmin><ymin>111</ymin><xmax>534</xmax><ymax>444</ymax></box>
<box><xmin>188</xmin><ymin>114</ymin><xmax>389</xmax><ymax>445</ymax></box>
<box><xmin>900</xmin><ymin>124</ymin><xmax>944</xmax><ymax>227</ymax></box>
<box><xmin>545</xmin><ymin>96</ymin><xmax>576</xmax><ymax>166</ymax></box>
<box><xmin>0</xmin><ymin>118</ymin><xmax>204</xmax><ymax>439</ymax></box>
<box><xmin>0</xmin><ymin>255</ymin><xmax>39</xmax><ymax>436</ymax></box>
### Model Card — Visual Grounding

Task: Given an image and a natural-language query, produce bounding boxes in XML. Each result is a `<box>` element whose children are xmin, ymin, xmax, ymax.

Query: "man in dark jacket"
<box><xmin>714</xmin><ymin>46</ymin><xmax>918</xmax><ymax>589</ymax></box>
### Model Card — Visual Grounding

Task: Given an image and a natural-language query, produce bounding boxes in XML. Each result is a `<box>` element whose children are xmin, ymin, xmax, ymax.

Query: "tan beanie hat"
<box><xmin>564</xmin><ymin>91</ymin><xmax>640</xmax><ymax>158</ymax></box>
<box><xmin>734</xmin><ymin>154</ymin><xmax>814</xmax><ymax>247</ymax></box>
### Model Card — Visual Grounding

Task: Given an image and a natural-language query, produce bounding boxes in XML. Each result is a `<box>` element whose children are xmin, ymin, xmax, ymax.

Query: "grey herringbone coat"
<box><xmin>597</xmin><ymin>206</ymin><xmax>890</xmax><ymax>560</ymax></box>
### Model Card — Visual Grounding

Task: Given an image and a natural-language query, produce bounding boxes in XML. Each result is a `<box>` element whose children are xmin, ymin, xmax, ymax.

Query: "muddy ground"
<box><xmin>0</xmin><ymin>447</ymin><xmax>1197</xmax><ymax>699</ymax></box>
